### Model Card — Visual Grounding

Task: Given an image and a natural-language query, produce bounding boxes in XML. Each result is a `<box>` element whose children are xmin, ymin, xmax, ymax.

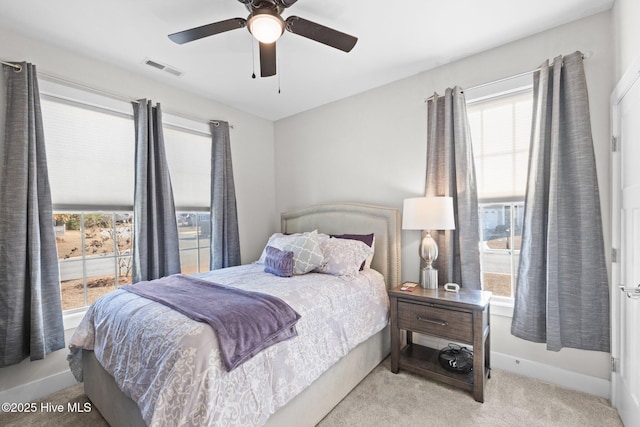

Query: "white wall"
<box><xmin>612</xmin><ymin>0</ymin><xmax>640</xmax><ymax>81</ymax></box>
<box><xmin>0</xmin><ymin>26</ymin><xmax>277</xmax><ymax>400</ymax></box>
<box><xmin>275</xmin><ymin>11</ymin><xmax>613</xmax><ymax>386</ymax></box>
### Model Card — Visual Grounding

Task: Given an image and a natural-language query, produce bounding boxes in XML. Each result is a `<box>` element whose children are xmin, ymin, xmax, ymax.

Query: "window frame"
<box><xmin>40</xmin><ymin>80</ymin><xmax>137</xmax><ymax>323</ymax></box>
<box><xmin>477</xmin><ymin>201</ymin><xmax>524</xmax><ymax>312</ymax></box>
<box><xmin>176</xmin><ymin>210</ymin><xmax>212</xmax><ymax>275</ymax></box>
<box><xmin>55</xmin><ymin>210</ymin><xmax>134</xmax><ymax>315</ymax></box>
<box><xmin>465</xmin><ymin>75</ymin><xmax>534</xmax><ymax>315</ymax></box>
<box><xmin>39</xmin><ymin>77</ymin><xmax>214</xmax><ymax>327</ymax></box>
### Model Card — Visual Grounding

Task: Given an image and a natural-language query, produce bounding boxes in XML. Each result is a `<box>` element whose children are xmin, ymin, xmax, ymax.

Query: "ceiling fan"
<box><xmin>168</xmin><ymin>0</ymin><xmax>358</xmax><ymax>78</ymax></box>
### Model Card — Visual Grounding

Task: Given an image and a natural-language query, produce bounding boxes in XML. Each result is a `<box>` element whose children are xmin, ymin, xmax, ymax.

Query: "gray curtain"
<box><xmin>210</xmin><ymin>120</ymin><xmax>240</xmax><ymax>269</ymax></box>
<box><xmin>132</xmin><ymin>100</ymin><xmax>181</xmax><ymax>282</ymax></box>
<box><xmin>511</xmin><ymin>52</ymin><xmax>610</xmax><ymax>352</ymax></box>
<box><xmin>425</xmin><ymin>87</ymin><xmax>482</xmax><ymax>289</ymax></box>
<box><xmin>0</xmin><ymin>62</ymin><xmax>64</xmax><ymax>367</ymax></box>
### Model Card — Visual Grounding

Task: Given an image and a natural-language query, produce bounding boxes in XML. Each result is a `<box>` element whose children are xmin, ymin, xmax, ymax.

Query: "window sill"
<box><xmin>490</xmin><ymin>296</ymin><xmax>514</xmax><ymax>318</ymax></box>
<box><xmin>63</xmin><ymin>309</ymin><xmax>88</xmax><ymax>331</ymax></box>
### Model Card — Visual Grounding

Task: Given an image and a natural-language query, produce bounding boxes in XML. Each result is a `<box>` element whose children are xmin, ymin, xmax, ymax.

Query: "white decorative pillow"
<box><xmin>315</xmin><ymin>237</ymin><xmax>374</xmax><ymax>278</ymax></box>
<box><xmin>256</xmin><ymin>233</ymin><xmax>286</xmax><ymax>264</ymax></box>
<box><xmin>256</xmin><ymin>231</ymin><xmax>325</xmax><ymax>275</ymax></box>
<box><xmin>282</xmin><ymin>230</ymin><xmax>325</xmax><ymax>275</ymax></box>
<box><xmin>329</xmin><ymin>233</ymin><xmax>375</xmax><ymax>270</ymax></box>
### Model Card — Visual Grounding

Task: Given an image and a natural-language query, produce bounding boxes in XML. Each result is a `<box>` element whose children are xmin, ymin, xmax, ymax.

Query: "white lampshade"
<box><xmin>402</xmin><ymin>197</ymin><xmax>455</xmax><ymax>231</ymax></box>
<box><xmin>248</xmin><ymin>13</ymin><xmax>284</xmax><ymax>43</ymax></box>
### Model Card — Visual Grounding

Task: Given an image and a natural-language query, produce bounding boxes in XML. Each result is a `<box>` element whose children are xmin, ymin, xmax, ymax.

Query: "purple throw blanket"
<box><xmin>121</xmin><ymin>274</ymin><xmax>301</xmax><ymax>371</ymax></box>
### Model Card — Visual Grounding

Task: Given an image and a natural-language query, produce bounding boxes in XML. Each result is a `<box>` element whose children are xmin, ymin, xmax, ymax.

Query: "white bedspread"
<box><xmin>68</xmin><ymin>264</ymin><xmax>389</xmax><ymax>427</ymax></box>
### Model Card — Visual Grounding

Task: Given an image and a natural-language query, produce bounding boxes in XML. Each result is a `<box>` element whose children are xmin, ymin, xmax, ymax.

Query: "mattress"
<box><xmin>68</xmin><ymin>263</ymin><xmax>389</xmax><ymax>426</ymax></box>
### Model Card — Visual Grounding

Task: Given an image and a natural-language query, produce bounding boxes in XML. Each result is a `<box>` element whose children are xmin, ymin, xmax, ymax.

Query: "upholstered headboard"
<box><xmin>281</xmin><ymin>203</ymin><xmax>401</xmax><ymax>290</ymax></box>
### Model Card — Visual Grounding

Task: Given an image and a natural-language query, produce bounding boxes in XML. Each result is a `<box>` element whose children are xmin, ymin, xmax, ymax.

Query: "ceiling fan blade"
<box><xmin>259</xmin><ymin>42</ymin><xmax>277</xmax><ymax>77</ymax></box>
<box><xmin>285</xmin><ymin>16</ymin><xmax>357</xmax><ymax>52</ymax></box>
<box><xmin>168</xmin><ymin>18</ymin><xmax>246</xmax><ymax>44</ymax></box>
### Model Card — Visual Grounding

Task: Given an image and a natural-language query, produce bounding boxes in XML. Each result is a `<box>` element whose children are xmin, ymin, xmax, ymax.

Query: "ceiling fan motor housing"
<box><xmin>247</xmin><ymin>7</ymin><xmax>285</xmax><ymax>43</ymax></box>
<box><xmin>243</xmin><ymin>0</ymin><xmax>285</xmax><ymax>13</ymax></box>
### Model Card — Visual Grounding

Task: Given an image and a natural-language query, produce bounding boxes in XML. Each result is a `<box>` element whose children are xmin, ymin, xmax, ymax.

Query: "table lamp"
<box><xmin>402</xmin><ymin>196</ymin><xmax>455</xmax><ymax>289</ymax></box>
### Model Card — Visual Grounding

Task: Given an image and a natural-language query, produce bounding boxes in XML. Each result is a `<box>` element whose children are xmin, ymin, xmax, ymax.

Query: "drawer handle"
<box><xmin>416</xmin><ymin>316</ymin><xmax>449</xmax><ymax>327</ymax></box>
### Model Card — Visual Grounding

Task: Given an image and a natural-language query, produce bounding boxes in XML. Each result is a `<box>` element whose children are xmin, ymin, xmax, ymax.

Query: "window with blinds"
<box><xmin>467</xmin><ymin>90</ymin><xmax>533</xmax><ymax>202</ymax></box>
<box><xmin>164</xmin><ymin>126</ymin><xmax>211</xmax><ymax>210</ymax></box>
<box><xmin>163</xmin><ymin>122</ymin><xmax>213</xmax><ymax>276</ymax></box>
<box><xmin>41</xmin><ymin>97</ymin><xmax>135</xmax><ymax>209</ymax></box>
<box><xmin>39</xmin><ymin>84</ymin><xmax>214</xmax><ymax>312</ymax></box>
<box><xmin>467</xmin><ymin>88</ymin><xmax>533</xmax><ymax>300</ymax></box>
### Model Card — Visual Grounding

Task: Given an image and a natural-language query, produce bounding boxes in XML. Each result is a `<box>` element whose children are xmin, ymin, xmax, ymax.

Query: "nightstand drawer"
<box><xmin>397</xmin><ymin>301</ymin><xmax>473</xmax><ymax>342</ymax></box>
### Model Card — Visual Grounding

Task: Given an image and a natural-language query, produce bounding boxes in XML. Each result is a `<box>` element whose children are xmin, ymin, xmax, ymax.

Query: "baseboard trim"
<box><xmin>491</xmin><ymin>351</ymin><xmax>611</xmax><ymax>399</ymax></box>
<box><xmin>0</xmin><ymin>369</ymin><xmax>77</xmax><ymax>404</ymax></box>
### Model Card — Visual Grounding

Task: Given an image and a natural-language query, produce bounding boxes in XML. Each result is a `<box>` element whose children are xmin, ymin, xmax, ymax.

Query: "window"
<box><xmin>478</xmin><ymin>202</ymin><xmax>524</xmax><ymax>297</ymax></box>
<box><xmin>41</xmin><ymin>94</ymin><xmax>135</xmax><ymax>209</ymax></box>
<box><xmin>40</xmin><ymin>80</ymin><xmax>214</xmax><ymax>312</ymax></box>
<box><xmin>467</xmin><ymin>88</ymin><xmax>533</xmax><ymax>298</ymax></box>
<box><xmin>164</xmin><ymin>121</ymin><xmax>213</xmax><ymax>276</ymax></box>
<box><xmin>41</xmin><ymin>87</ymin><xmax>135</xmax><ymax>312</ymax></box>
<box><xmin>54</xmin><ymin>212</ymin><xmax>133</xmax><ymax>311</ymax></box>
<box><xmin>177</xmin><ymin>212</ymin><xmax>211</xmax><ymax>274</ymax></box>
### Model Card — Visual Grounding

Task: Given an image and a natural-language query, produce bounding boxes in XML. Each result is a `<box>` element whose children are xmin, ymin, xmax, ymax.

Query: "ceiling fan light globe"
<box><xmin>248</xmin><ymin>13</ymin><xmax>284</xmax><ymax>43</ymax></box>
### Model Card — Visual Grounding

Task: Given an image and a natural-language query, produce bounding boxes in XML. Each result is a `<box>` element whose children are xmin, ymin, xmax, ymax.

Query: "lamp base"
<box><xmin>420</xmin><ymin>267</ymin><xmax>438</xmax><ymax>289</ymax></box>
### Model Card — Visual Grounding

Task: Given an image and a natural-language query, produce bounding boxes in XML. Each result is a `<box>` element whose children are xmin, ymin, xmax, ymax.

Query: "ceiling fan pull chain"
<box><xmin>251</xmin><ymin>36</ymin><xmax>257</xmax><ymax>79</ymax></box>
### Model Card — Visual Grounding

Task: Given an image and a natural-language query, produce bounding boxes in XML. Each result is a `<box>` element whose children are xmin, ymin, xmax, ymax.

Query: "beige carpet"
<box><xmin>317</xmin><ymin>358</ymin><xmax>623</xmax><ymax>427</ymax></box>
<box><xmin>0</xmin><ymin>383</ymin><xmax>108</xmax><ymax>427</ymax></box>
<box><xmin>0</xmin><ymin>358</ymin><xmax>623</xmax><ymax>427</ymax></box>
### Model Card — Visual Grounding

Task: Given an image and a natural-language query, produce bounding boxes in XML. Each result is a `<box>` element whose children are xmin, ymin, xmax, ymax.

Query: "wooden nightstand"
<box><xmin>389</xmin><ymin>284</ymin><xmax>492</xmax><ymax>402</ymax></box>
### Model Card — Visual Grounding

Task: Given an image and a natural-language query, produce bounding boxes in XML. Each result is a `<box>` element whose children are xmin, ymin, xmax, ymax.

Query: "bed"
<box><xmin>69</xmin><ymin>202</ymin><xmax>401</xmax><ymax>426</ymax></box>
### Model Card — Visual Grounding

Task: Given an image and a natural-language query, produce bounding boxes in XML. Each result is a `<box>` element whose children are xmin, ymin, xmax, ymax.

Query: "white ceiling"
<box><xmin>0</xmin><ymin>0</ymin><xmax>613</xmax><ymax>121</ymax></box>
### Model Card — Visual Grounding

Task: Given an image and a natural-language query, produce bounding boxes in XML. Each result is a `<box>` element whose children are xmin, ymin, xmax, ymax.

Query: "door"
<box><xmin>611</xmin><ymin>58</ymin><xmax>640</xmax><ymax>427</ymax></box>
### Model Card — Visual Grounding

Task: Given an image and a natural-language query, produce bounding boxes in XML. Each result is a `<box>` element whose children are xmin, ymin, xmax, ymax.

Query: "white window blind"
<box><xmin>467</xmin><ymin>90</ymin><xmax>533</xmax><ymax>201</ymax></box>
<box><xmin>163</xmin><ymin>125</ymin><xmax>211</xmax><ymax>210</ymax></box>
<box><xmin>40</xmin><ymin>78</ymin><xmax>214</xmax><ymax>210</ymax></box>
<box><xmin>41</xmin><ymin>97</ymin><xmax>135</xmax><ymax>208</ymax></box>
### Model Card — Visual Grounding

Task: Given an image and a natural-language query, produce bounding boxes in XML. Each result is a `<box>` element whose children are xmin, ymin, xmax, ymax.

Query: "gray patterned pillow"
<box><xmin>282</xmin><ymin>230</ymin><xmax>325</xmax><ymax>275</ymax></box>
<box><xmin>315</xmin><ymin>237</ymin><xmax>374</xmax><ymax>278</ymax></box>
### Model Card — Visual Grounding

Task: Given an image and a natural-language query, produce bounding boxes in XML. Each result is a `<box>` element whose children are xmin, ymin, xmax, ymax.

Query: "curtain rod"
<box><xmin>30</xmin><ymin>69</ymin><xmax>234</xmax><ymax>129</ymax></box>
<box><xmin>424</xmin><ymin>51</ymin><xmax>592</xmax><ymax>102</ymax></box>
<box><xmin>163</xmin><ymin>108</ymin><xmax>235</xmax><ymax>129</ymax></box>
<box><xmin>1</xmin><ymin>60</ymin><xmax>23</xmax><ymax>71</ymax></box>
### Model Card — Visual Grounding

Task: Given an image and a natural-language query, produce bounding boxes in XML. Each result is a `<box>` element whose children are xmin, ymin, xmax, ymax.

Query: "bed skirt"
<box><xmin>83</xmin><ymin>325</ymin><xmax>390</xmax><ymax>427</ymax></box>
